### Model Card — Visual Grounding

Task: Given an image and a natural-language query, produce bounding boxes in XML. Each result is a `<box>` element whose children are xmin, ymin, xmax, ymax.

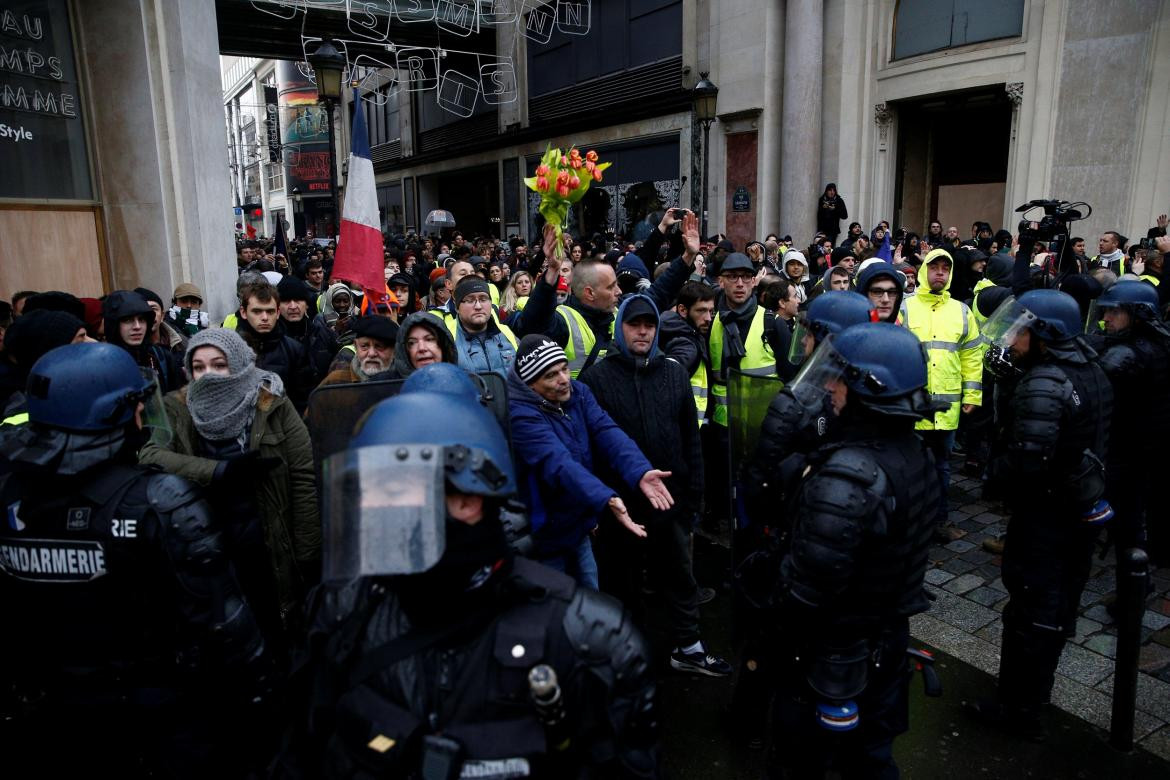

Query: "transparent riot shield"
<box><xmin>726</xmin><ymin>368</ymin><xmax>785</xmax><ymax>532</ymax></box>
<box><xmin>305</xmin><ymin>372</ymin><xmax>512</xmax><ymax>481</ymax></box>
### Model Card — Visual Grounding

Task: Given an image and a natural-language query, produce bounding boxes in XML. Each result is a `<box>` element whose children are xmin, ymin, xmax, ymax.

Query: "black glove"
<box><xmin>214</xmin><ymin>450</ymin><xmax>282</xmax><ymax>487</ymax></box>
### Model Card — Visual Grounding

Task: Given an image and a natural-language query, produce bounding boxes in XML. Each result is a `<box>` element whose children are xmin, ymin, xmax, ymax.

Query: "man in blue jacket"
<box><xmin>507</xmin><ymin>334</ymin><xmax>674</xmax><ymax>588</ymax></box>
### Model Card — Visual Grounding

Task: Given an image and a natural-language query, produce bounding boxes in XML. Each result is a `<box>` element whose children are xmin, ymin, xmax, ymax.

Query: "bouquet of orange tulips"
<box><xmin>524</xmin><ymin>144</ymin><xmax>611</xmax><ymax>261</ymax></box>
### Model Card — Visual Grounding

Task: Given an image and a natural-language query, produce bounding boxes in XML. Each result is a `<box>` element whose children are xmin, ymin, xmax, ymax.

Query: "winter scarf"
<box><xmin>184</xmin><ymin>328</ymin><xmax>284</xmax><ymax>443</ymax></box>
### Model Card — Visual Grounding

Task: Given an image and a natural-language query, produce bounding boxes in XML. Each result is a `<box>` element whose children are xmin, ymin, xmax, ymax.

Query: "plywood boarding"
<box><xmin>937</xmin><ymin>183</ymin><xmax>1007</xmax><ymax>238</ymax></box>
<box><xmin>0</xmin><ymin>208</ymin><xmax>106</xmax><ymax>299</ymax></box>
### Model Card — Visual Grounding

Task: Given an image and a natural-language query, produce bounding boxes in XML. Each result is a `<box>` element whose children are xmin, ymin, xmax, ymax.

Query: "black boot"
<box><xmin>963</xmin><ymin>697</ymin><xmax>1046</xmax><ymax>743</ymax></box>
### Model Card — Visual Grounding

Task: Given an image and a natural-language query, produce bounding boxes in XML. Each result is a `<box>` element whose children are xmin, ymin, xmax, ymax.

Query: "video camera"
<box><xmin>1015</xmin><ymin>199</ymin><xmax>1091</xmax><ymax>241</ymax></box>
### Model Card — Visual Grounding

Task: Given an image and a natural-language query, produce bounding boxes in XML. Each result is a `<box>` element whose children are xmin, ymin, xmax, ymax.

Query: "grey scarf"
<box><xmin>184</xmin><ymin>328</ymin><xmax>285</xmax><ymax>442</ymax></box>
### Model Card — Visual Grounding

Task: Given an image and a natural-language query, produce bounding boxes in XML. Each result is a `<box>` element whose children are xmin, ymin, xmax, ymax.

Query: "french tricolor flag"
<box><xmin>331</xmin><ymin>88</ymin><xmax>385</xmax><ymax>293</ymax></box>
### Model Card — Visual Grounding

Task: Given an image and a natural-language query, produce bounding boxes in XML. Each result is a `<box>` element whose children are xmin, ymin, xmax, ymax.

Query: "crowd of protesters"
<box><xmin>3</xmin><ymin>185</ymin><xmax>1169</xmax><ymax>777</ymax></box>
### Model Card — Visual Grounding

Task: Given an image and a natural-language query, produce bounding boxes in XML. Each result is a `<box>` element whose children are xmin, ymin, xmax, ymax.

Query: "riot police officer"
<box><xmin>0</xmin><ymin>342</ymin><xmax>269</xmax><ymax>777</ymax></box>
<box><xmin>768</xmin><ymin>322</ymin><xmax>941</xmax><ymax>777</ymax></box>
<box><xmin>743</xmin><ymin>290</ymin><xmax>879</xmax><ymax>517</ymax></box>
<box><xmin>968</xmin><ymin>289</ymin><xmax>1113</xmax><ymax>740</ymax></box>
<box><xmin>732</xmin><ymin>292</ymin><xmax>878</xmax><ymax>748</ymax></box>
<box><xmin>1094</xmin><ymin>280</ymin><xmax>1170</xmax><ymax>564</ymax></box>
<box><xmin>281</xmin><ymin>363</ymin><xmax>658</xmax><ymax>778</ymax></box>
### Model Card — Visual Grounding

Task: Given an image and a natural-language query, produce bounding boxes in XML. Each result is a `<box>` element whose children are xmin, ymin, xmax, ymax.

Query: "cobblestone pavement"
<box><xmin>910</xmin><ymin>459</ymin><xmax>1170</xmax><ymax>760</ymax></box>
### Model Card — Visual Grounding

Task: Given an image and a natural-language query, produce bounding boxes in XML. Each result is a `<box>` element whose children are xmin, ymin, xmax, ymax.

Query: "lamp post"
<box><xmin>692</xmin><ymin>72</ymin><xmax>719</xmax><ymax>240</ymax></box>
<box><xmin>291</xmin><ymin>186</ymin><xmax>303</xmax><ymax>238</ymax></box>
<box><xmin>308</xmin><ymin>38</ymin><xmax>345</xmax><ymax>240</ymax></box>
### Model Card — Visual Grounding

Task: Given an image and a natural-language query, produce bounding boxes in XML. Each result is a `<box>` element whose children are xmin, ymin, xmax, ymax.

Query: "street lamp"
<box><xmin>309</xmin><ymin>38</ymin><xmax>345</xmax><ymax>238</ymax></box>
<box><xmin>291</xmin><ymin>186</ymin><xmax>302</xmax><ymax>237</ymax></box>
<box><xmin>692</xmin><ymin>72</ymin><xmax>719</xmax><ymax>239</ymax></box>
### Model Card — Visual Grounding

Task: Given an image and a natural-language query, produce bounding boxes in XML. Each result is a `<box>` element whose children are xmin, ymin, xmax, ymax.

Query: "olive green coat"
<box><xmin>139</xmin><ymin>387</ymin><xmax>320</xmax><ymax>621</ymax></box>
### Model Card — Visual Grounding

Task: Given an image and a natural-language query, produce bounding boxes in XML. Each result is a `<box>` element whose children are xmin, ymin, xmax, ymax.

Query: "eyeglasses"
<box><xmin>867</xmin><ymin>287</ymin><xmax>898</xmax><ymax>299</ymax></box>
<box><xmin>459</xmin><ymin>295</ymin><xmax>492</xmax><ymax>308</ymax></box>
<box><xmin>721</xmin><ymin>273</ymin><xmax>754</xmax><ymax>283</ymax></box>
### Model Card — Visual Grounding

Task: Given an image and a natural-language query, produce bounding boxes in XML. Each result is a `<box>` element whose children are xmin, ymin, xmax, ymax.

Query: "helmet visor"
<box><xmin>321</xmin><ymin>444</ymin><xmax>447</xmax><ymax>581</ymax></box>
<box><xmin>787</xmin><ymin>317</ymin><xmax>820</xmax><ymax>366</ymax></box>
<box><xmin>786</xmin><ymin>336</ymin><xmax>849</xmax><ymax>408</ymax></box>
<box><xmin>137</xmin><ymin>368</ymin><xmax>172</xmax><ymax>446</ymax></box>
<box><xmin>979</xmin><ymin>296</ymin><xmax>1036</xmax><ymax>349</ymax></box>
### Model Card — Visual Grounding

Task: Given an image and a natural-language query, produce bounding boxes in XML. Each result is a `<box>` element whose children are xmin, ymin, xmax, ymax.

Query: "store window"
<box><xmin>893</xmin><ymin>0</ymin><xmax>1024</xmax><ymax>60</ymax></box>
<box><xmin>0</xmin><ymin>0</ymin><xmax>92</xmax><ymax>199</ymax></box>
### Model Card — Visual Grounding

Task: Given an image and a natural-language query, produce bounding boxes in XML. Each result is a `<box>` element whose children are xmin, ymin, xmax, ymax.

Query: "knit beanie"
<box><xmin>454</xmin><ymin>277</ymin><xmax>491</xmax><ymax>306</ymax></box>
<box><xmin>830</xmin><ymin>247</ymin><xmax>854</xmax><ymax>267</ymax></box>
<box><xmin>514</xmin><ymin>334</ymin><xmax>567</xmax><ymax>384</ymax></box>
<box><xmin>277</xmin><ymin>274</ymin><xmax>312</xmax><ymax>302</ymax></box>
<box><xmin>134</xmin><ymin>287</ymin><xmax>164</xmax><ymax>311</ymax></box>
<box><xmin>5</xmin><ymin>309</ymin><xmax>84</xmax><ymax>369</ymax></box>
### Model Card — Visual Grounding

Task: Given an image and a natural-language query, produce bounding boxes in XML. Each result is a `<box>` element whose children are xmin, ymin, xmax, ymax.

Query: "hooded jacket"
<box><xmin>103</xmin><ymin>290</ymin><xmax>182</xmax><ymax>393</ymax></box>
<box><xmin>579</xmin><ymin>296</ymin><xmax>703</xmax><ymax>517</ymax></box>
<box><xmin>507</xmin><ymin>368</ymin><xmax>653</xmax><ymax>557</ymax></box>
<box><xmin>307</xmin><ymin>282</ymin><xmax>361</xmax><ymax>378</ymax></box>
<box><xmin>781</xmin><ymin>249</ymin><xmax>811</xmax><ymax>302</ymax></box>
<box><xmin>371</xmin><ymin>311</ymin><xmax>458</xmax><ymax>381</ymax></box>
<box><xmin>855</xmin><ymin>262</ymin><xmax>906</xmax><ymax>324</ymax></box>
<box><xmin>387</xmin><ymin>272</ymin><xmax>419</xmax><ymax>318</ymax></box>
<box><xmin>900</xmin><ymin>248</ymin><xmax>984</xmax><ymax>430</ymax></box>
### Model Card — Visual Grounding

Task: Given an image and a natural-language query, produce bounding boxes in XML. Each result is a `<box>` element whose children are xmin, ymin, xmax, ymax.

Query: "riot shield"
<box><xmin>305</xmin><ymin>371</ymin><xmax>512</xmax><ymax>473</ymax></box>
<box><xmin>727</xmin><ymin>368</ymin><xmax>785</xmax><ymax>533</ymax></box>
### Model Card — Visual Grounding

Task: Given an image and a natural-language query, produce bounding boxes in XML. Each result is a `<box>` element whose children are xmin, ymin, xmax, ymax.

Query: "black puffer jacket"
<box><xmin>579</xmin><ymin>297</ymin><xmax>703</xmax><ymax>517</ymax></box>
<box><xmin>236</xmin><ymin>319</ymin><xmax>314</xmax><ymax>413</ymax></box>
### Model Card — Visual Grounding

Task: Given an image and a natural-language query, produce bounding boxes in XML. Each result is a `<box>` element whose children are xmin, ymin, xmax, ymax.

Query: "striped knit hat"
<box><xmin>514</xmin><ymin>334</ymin><xmax>567</xmax><ymax>383</ymax></box>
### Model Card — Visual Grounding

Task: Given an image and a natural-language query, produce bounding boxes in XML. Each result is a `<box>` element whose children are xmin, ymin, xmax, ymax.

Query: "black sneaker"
<box><xmin>670</xmin><ymin>647</ymin><xmax>733</xmax><ymax>677</ymax></box>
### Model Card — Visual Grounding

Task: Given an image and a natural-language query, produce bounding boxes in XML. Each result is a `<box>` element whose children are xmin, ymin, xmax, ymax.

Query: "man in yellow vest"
<box><xmin>900</xmin><ymin>248</ymin><xmax>983</xmax><ymax>537</ymax></box>
<box><xmin>512</xmin><ymin>213</ymin><xmax>700</xmax><ymax>378</ymax></box>
<box><xmin>446</xmin><ymin>277</ymin><xmax>518</xmax><ymax>378</ymax></box>
<box><xmin>706</xmin><ymin>251</ymin><xmax>777</xmax><ymax>530</ymax></box>
<box><xmin>709</xmin><ymin>252</ymin><xmax>778</xmax><ymax>428</ymax></box>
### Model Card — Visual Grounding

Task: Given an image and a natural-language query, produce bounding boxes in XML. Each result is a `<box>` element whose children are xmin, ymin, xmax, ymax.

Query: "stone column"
<box><xmin>75</xmin><ymin>0</ymin><xmax>237</xmax><ymax>319</ymax></box>
<box><xmin>779</xmin><ymin>0</ymin><xmax>823</xmax><ymax>242</ymax></box>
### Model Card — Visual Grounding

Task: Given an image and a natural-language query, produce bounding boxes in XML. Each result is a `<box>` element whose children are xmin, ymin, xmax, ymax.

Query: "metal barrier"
<box><xmin>1109</xmin><ymin>547</ymin><xmax>1150</xmax><ymax>751</ymax></box>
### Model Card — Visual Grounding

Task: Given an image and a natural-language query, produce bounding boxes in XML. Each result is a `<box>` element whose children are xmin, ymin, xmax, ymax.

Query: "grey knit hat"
<box><xmin>184</xmin><ymin>327</ymin><xmax>257</xmax><ymax>375</ymax></box>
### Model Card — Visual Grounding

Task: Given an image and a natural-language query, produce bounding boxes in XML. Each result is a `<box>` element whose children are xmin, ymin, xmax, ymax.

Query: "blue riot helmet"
<box><xmin>26</xmin><ymin>342</ymin><xmax>162</xmax><ymax>433</ymax></box>
<box><xmin>787</xmin><ymin>322</ymin><xmax>932</xmax><ymax>419</ymax></box>
<box><xmin>788</xmin><ymin>291</ymin><xmax>876</xmax><ymax>366</ymax></box>
<box><xmin>1095</xmin><ymin>279</ymin><xmax>1160</xmax><ymax>324</ymax></box>
<box><xmin>321</xmin><ymin>388</ymin><xmax>516</xmax><ymax>581</ymax></box>
<box><xmin>401</xmin><ymin>361</ymin><xmax>481</xmax><ymax>399</ymax></box>
<box><xmin>982</xmin><ymin>289</ymin><xmax>1083</xmax><ymax>378</ymax></box>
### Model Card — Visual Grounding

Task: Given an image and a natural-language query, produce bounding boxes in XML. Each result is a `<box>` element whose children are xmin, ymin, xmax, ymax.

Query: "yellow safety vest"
<box><xmin>558</xmin><ymin>305</ymin><xmax>614</xmax><ymax>379</ymax></box>
<box><xmin>444</xmin><ymin>316</ymin><xmax>519</xmax><ymax>348</ymax></box>
<box><xmin>222</xmin><ymin>312</ymin><xmax>239</xmax><ymax>330</ymax></box>
<box><xmin>709</xmin><ymin>307</ymin><xmax>777</xmax><ymax>427</ymax></box>
<box><xmin>2</xmin><ymin>412</ymin><xmax>29</xmax><ymax>426</ymax></box>
<box><xmin>690</xmin><ymin>362</ymin><xmax>709</xmax><ymax>426</ymax></box>
<box><xmin>1140</xmin><ymin>274</ymin><xmax>1160</xmax><ymax>286</ymax></box>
